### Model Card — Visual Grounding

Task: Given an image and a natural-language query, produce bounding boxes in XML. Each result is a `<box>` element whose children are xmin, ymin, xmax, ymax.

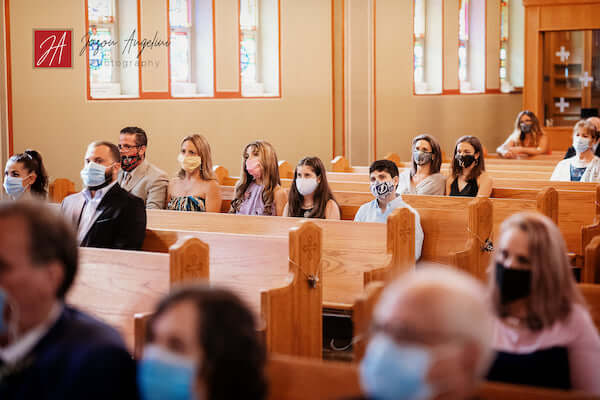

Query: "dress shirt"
<box><xmin>77</xmin><ymin>181</ymin><xmax>118</xmax><ymax>244</ymax></box>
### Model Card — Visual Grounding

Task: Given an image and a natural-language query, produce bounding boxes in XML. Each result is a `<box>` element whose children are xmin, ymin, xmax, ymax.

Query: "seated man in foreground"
<box><xmin>360</xmin><ymin>265</ymin><xmax>494</xmax><ymax>400</ymax></box>
<box><xmin>354</xmin><ymin>159</ymin><xmax>424</xmax><ymax>259</ymax></box>
<box><xmin>0</xmin><ymin>201</ymin><xmax>138</xmax><ymax>399</ymax></box>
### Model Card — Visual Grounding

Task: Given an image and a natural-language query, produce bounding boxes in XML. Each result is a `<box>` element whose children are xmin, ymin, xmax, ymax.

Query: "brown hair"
<box><xmin>147</xmin><ymin>284</ymin><xmax>267</xmax><ymax>400</ymax></box>
<box><xmin>8</xmin><ymin>149</ymin><xmax>48</xmax><ymax>198</ymax></box>
<box><xmin>411</xmin><ymin>134</ymin><xmax>442</xmax><ymax>176</ymax></box>
<box><xmin>451</xmin><ymin>135</ymin><xmax>486</xmax><ymax>181</ymax></box>
<box><xmin>489</xmin><ymin>212</ymin><xmax>586</xmax><ymax>331</ymax></box>
<box><xmin>177</xmin><ymin>134</ymin><xmax>216</xmax><ymax>180</ymax></box>
<box><xmin>0</xmin><ymin>201</ymin><xmax>78</xmax><ymax>299</ymax></box>
<box><xmin>573</xmin><ymin>119</ymin><xmax>599</xmax><ymax>140</ymax></box>
<box><xmin>513</xmin><ymin>110</ymin><xmax>543</xmax><ymax>146</ymax></box>
<box><xmin>230</xmin><ymin>140</ymin><xmax>281</xmax><ymax>215</ymax></box>
<box><xmin>287</xmin><ymin>157</ymin><xmax>338</xmax><ymax>218</ymax></box>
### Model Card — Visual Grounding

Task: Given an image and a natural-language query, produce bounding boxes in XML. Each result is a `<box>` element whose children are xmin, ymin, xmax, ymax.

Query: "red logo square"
<box><xmin>34</xmin><ymin>30</ymin><xmax>72</xmax><ymax>68</ymax></box>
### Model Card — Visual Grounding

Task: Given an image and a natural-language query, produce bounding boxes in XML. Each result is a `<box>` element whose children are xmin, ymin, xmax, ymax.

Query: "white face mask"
<box><xmin>296</xmin><ymin>178</ymin><xmax>319</xmax><ymax>196</ymax></box>
<box><xmin>573</xmin><ymin>136</ymin><xmax>591</xmax><ymax>154</ymax></box>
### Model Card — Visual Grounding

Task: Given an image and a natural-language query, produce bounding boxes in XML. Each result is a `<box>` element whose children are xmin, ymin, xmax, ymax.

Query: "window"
<box><xmin>458</xmin><ymin>0</ymin><xmax>485</xmax><ymax>93</ymax></box>
<box><xmin>500</xmin><ymin>0</ymin><xmax>524</xmax><ymax>92</ymax></box>
<box><xmin>413</xmin><ymin>0</ymin><xmax>442</xmax><ymax>94</ymax></box>
<box><xmin>87</xmin><ymin>0</ymin><xmax>139</xmax><ymax>98</ymax></box>
<box><xmin>168</xmin><ymin>0</ymin><xmax>214</xmax><ymax>97</ymax></box>
<box><xmin>240</xmin><ymin>0</ymin><xmax>280</xmax><ymax>97</ymax></box>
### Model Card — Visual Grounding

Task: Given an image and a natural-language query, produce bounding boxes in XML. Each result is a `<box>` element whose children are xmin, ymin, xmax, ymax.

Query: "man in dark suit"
<box><xmin>0</xmin><ymin>201</ymin><xmax>139</xmax><ymax>399</ymax></box>
<box><xmin>61</xmin><ymin>141</ymin><xmax>146</xmax><ymax>250</ymax></box>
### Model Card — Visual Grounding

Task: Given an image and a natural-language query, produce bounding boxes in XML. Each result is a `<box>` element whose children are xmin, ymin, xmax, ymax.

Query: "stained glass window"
<box><xmin>458</xmin><ymin>0</ymin><xmax>469</xmax><ymax>85</ymax></box>
<box><xmin>240</xmin><ymin>0</ymin><xmax>258</xmax><ymax>86</ymax></box>
<box><xmin>169</xmin><ymin>0</ymin><xmax>192</xmax><ymax>84</ymax></box>
<box><xmin>88</xmin><ymin>0</ymin><xmax>115</xmax><ymax>84</ymax></box>
<box><xmin>500</xmin><ymin>1</ymin><xmax>509</xmax><ymax>87</ymax></box>
<box><xmin>414</xmin><ymin>0</ymin><xmax>425</xmax><ymax>88</ymax></box>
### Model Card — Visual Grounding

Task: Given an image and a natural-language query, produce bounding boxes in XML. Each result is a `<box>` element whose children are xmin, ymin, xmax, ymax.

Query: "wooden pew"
<box><xmin>48</xmin><ymin>178</ymin><xmax>76</xmax><ymax>203</ymax></box>
<box><xmin>145</xmin><ymin>208</ymin><xmax>416</xmax><ymax>308</ymax></box>
<box><xmin>265</xmin><ymin>354</ymin><xmax>599</xmax><ymax>400</ymax></box>
<box><xmin>69</xmin><ymin>222</ymin><xmax>326</xmax><ymax>358</ymax></box>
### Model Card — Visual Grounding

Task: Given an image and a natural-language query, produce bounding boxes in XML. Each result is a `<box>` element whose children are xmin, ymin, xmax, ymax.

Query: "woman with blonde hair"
<box><xmin>497</xmin><ymin>110</ymin><xmax>548</xmax><ymax>158</ymax></box>
<box><xmin>551</xmin><ymin>120</ymin><xmax>600</xmax><ymax>182</ymax></box>
<box><xmin>486</xmin><ymin>212</ymin><xmax>600</xmax><ymax>393</ymax></box>
<box><xmin>230</xmin><ymin>140</ymin><xmax>287</xmax><ymax>216</ymax></box>
<box><xmin>167</xmin><ymin>134</ymin><xmax>222</xmax><ymax>212</ymax></box>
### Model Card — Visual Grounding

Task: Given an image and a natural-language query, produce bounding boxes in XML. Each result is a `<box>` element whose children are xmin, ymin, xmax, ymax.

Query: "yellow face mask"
<box><xmin>178</xmin><ymin>154</ymin><xmax>202</xmax><ymax>172</ymax></box>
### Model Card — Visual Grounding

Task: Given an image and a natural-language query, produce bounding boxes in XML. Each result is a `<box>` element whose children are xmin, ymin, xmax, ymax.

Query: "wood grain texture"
<box><xmin>582</xmin><ymin>236</ymin><xmax>600</xmax><ymax>284</ymax></box>
<box><xmin>351</xmin><ymin>282</ymin><xmax>384</xmax><ymax>361</ymax></box>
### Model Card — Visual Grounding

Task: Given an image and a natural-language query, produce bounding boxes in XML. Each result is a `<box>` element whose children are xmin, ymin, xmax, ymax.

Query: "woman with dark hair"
<box><xmin>497</xmin><ymin>110</ymin><xmax>548</xmax><ymax>158</ymax></box>
<box><xmin>486</xmin><ymin>212</ymin><xmax>600</xmax><ymax>393</ymax></box>
<box><xmin>396</xmin><ymin>134</ymin><xmax>445</xmax><ymax>195</ymax></box>
<box><xmin>446</xmin><ymin>136</ymin><xmax>493</xmax><ymax>197</ymax></box>
<box><xmin>3</xmin><ymin>149</ymin><xmax>48</xmax><ymax>200</ymax></box>
<box><xmin>138</xmin><ymin>284</ymin><xmax>268</xmax><ymax>400</ymax></box>
<box><xmin>283</xmin><ymin>156</ymin><xmax>340</xmax><ymax>219</ymax></box>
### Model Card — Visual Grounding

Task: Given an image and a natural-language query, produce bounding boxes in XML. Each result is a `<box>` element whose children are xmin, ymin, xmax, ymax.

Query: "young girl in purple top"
<box><xmin>229</xmin><ymin>140</ymin><xmax>287</xmax><ymax>216</ymax></box>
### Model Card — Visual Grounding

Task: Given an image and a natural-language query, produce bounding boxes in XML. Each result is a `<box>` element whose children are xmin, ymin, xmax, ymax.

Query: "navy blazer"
<box><xmin>61</xmin><ymin>183</ymin><xmax>147</xmax><ymax>250</ymax></box>
<box><xmin>0</xmin><ymin>306</ymin><xmax>139</xmax><ymax>400</ymax></box>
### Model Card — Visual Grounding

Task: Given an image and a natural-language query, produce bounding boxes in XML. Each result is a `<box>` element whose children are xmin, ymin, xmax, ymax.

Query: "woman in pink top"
<box><xmin>487</xmin><ymin>212</ymin><xmax>600</xmax><ymax>394</ymax></box>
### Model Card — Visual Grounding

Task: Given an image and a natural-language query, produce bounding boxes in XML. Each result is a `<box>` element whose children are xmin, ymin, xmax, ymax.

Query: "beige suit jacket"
<box><xmin>118</xmin><ymin>160</ymin><xmax>168</xmax><ymax>209</ymax></box>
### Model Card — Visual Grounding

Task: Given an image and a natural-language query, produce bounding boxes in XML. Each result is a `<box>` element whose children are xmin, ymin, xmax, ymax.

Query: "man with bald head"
<box><xmin>61</xmin><ymin>141</ymin><xmax>146</xmax><ymax>250</ymax></box>
<box><xmin>359</xmin><ymin>265</ymin><xmax>494</xmax><ymax>400</ymax></box>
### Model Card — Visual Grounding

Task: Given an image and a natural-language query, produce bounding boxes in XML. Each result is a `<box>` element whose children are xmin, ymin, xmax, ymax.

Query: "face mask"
<box><xmin>370</xmin><ymin>180</ymin><xmax>395</xmax><ymax>200</ymax></box>
<box><xmin>178</xmin><ymin>154</ymin><xmax>202</xmax><ymax>173</ymax></box>
<box><xmin>3</xmin><ymin>175</ymin><xmax>28</xmax><ymax>199</ymax></box>
<box><xmin>520</xmin><ymin>122</ymin><xmax>532</xmax><ymax>133</ymax></box>
<box><xmin>121</xmin><ymin>153</ymin><xmax>142</xmax><ymax>172</ymax></box>
<box><xmin>138</xmin><ymin>345</ymin><xmax>197</xmax><ymax>400</ymax></box>
<box><xmin>456</xmin><ymin>154</ymin><xmax>476</xmax><ymax>168</ymax></box>
<box><xmin>0</xmin><ymin>288</ymin><xmax>8</xmax><ymax>335</ymax></box>
<box><xmin>573</xmin><ymin>136</ymin><xmax>591</xmax><ymax>154</ymax></box>
<box><xmin>495</xmin><ymin>262</ymin><xmax>532</xmax><ymax>305</ymax></box>
<box><xmin>360</xmin><ymin>334</ymin><xmax>432</xmax><ymax>400</ymax></box>
<box><xmin>413</xmin><ymin>150</ymin><xmax>433</xmax><ymax>166</ymax></box>
<box><xmin>246</xmin><ymin>158</ymin><xmax>262</xmax><ymax>180</ymax></box>
<box><xmin>296</xmin><ymin>177</ymin><xmax>318</xmax><ymax>196</ymax></box>
<box><xmin>81</xmin><ymin>162</ymin><xmax>112</xmax><ymax>189</ymax></box>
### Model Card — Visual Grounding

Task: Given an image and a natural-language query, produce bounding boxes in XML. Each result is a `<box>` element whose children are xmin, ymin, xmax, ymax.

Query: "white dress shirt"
<box><xmin>0</xmin><ymin>302</ymin><xmax>62</xmax><ymax>365</ymax></box>
<box><xmin>77</xmin><ymin>181</ymin><xmax>118</xmax><ymax>244</ymax></box>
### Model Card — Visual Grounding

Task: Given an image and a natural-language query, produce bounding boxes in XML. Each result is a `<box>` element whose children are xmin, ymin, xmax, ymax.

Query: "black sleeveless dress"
<box><xmin>449</xmin><ymin>178</ymin><xmax>478</xmax><ymax>197</ymax></box>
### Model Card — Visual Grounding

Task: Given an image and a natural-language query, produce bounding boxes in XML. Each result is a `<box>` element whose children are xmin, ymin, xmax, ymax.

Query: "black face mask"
<box><xmin>495</xmin><ymin>262</ymin><xmax>532</xmax><ymax>305</ymax></box>
<box><xmin>520</xmin><ymin>122</ymin><xmax>532</xmax><ymax>133</ymax></box>
<box><xmin>456</xmin><ymin>154</ymin><xmax>476</xmax><ymax>168</ymax></box>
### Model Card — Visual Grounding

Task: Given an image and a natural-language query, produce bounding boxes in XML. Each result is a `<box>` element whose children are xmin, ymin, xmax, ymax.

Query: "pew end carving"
<box><xmin>260</xmin><ymin>221</ymin><xmax>323</xmax><ymax>358</ymax></box>
<box><xmin>278</xmin><ymin>160</ymin><xmax>294</xmax><ymax>179</ymax></box>
<box><xmin>537</xmin><ymin>187</ymin><xmax>559</xmax><ymax>225</ymax></box>
<box><xmin>352</xmin><ymin>281</ymin><xmax>385</xmax><ymax>362</ymax></box>
<box><xmin>133</xmin><ymin>312</ymin><xmax>153</xmax><ymax>360</ymax></box>
<box><xmin>383</xmin><ymin>152</ymin><xmax>403</xmax><ymax>168</ymax></box>
<box><xmin>363</xmin><ymin>207</ymin><xmax>415</xmax><ymax>285</ymax></box>
<box><xmin>49</xmin><ymin>178</ymin><xmax>76</xmax><ymax>203</ymax></box>
<box><xmin>331</xmin><ymin>155</ymin><xmax>352</xmax><ymax>172</ymax></box>
<box><xmin>169</xmin><ymin>237</ymin><xmax>210</xmax><ymax>286</ymax></box>
<box><xmin>582</xmin><ymin>236</ymin><xmax>600</xmax><ymax>284</ymax></box>
<box><xmin>454</xmin><ymin>197</ymin><xmax>493</xmax><ymax>281</ymax></box>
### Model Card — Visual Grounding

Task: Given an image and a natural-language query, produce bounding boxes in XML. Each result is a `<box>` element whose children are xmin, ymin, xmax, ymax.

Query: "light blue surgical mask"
<box><xmin>573</xmin><ymin>136</ymin><xmax>591</xmax><ymax>154</ymax></box>
<box><xmin>360</xmin><ymin>334</ymin><xmax>433</xmax><ymax>400</ymax></box>
<box><xmin>370</xmin><ymin>180</ymin><xmax>395</xmax><ymax>200</ymax></box>
<box><xmin>80</xmin><ymin>162</ymin><xmax>110</xmax><ymax>188</ymax></box>
<box><xmin>3</xmin><ymin>175</ymin><xmax>27</xmax><ymax>199</ymax></box>
<box><xmin>138</xmin><ymin>345</ymin><xmax>197</xmax><ymax>400</ymax></box>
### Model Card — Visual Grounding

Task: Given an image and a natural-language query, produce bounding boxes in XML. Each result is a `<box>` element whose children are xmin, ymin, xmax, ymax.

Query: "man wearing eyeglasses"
<box><xmin>118</xmin><ymin>126</ymin><xmax>168</xmax><ymax>209</ymax></box>
<box><xmin>358</xmin><ymin>265</ymin><xmax>495</xmax><ymax>400</ymax></box>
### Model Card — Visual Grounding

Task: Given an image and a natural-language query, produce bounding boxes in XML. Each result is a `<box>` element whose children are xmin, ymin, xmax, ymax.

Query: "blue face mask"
<box><xmin>138</xmin><ymin>345</ymin><xmax>197</xmax><ymax>400</ymax></box>
<box><xmin>573</xmin><ymin>136</ymin><xmax>591</xmax><ymax>154</ymax></box>
<box><xmin>80</xmin><ymin>162</ymin><xmax>110</xmax><ymax>188</ymax></box>
<box><xmin>360</xmin><ymin>334</ymin><xmax>433</xmax><ymax>400</ymax></box>
<box><xmin>3</xmin><ymin>176</ymin><xmax>27</xmax><ymax>199</ymax></box>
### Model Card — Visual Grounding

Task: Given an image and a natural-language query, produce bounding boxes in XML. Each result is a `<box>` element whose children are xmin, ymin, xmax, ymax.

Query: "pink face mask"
<box><xmin>246</xmin><ymin>158</ymin><xmax>262</xmax><ymax>179</ymax></box>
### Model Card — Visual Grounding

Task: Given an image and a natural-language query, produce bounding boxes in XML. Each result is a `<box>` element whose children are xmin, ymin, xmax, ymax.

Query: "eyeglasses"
<box><xmin>118</xmin><ymin>144</ymin><xmax>141</xmax><ymax>151</ymax></box>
